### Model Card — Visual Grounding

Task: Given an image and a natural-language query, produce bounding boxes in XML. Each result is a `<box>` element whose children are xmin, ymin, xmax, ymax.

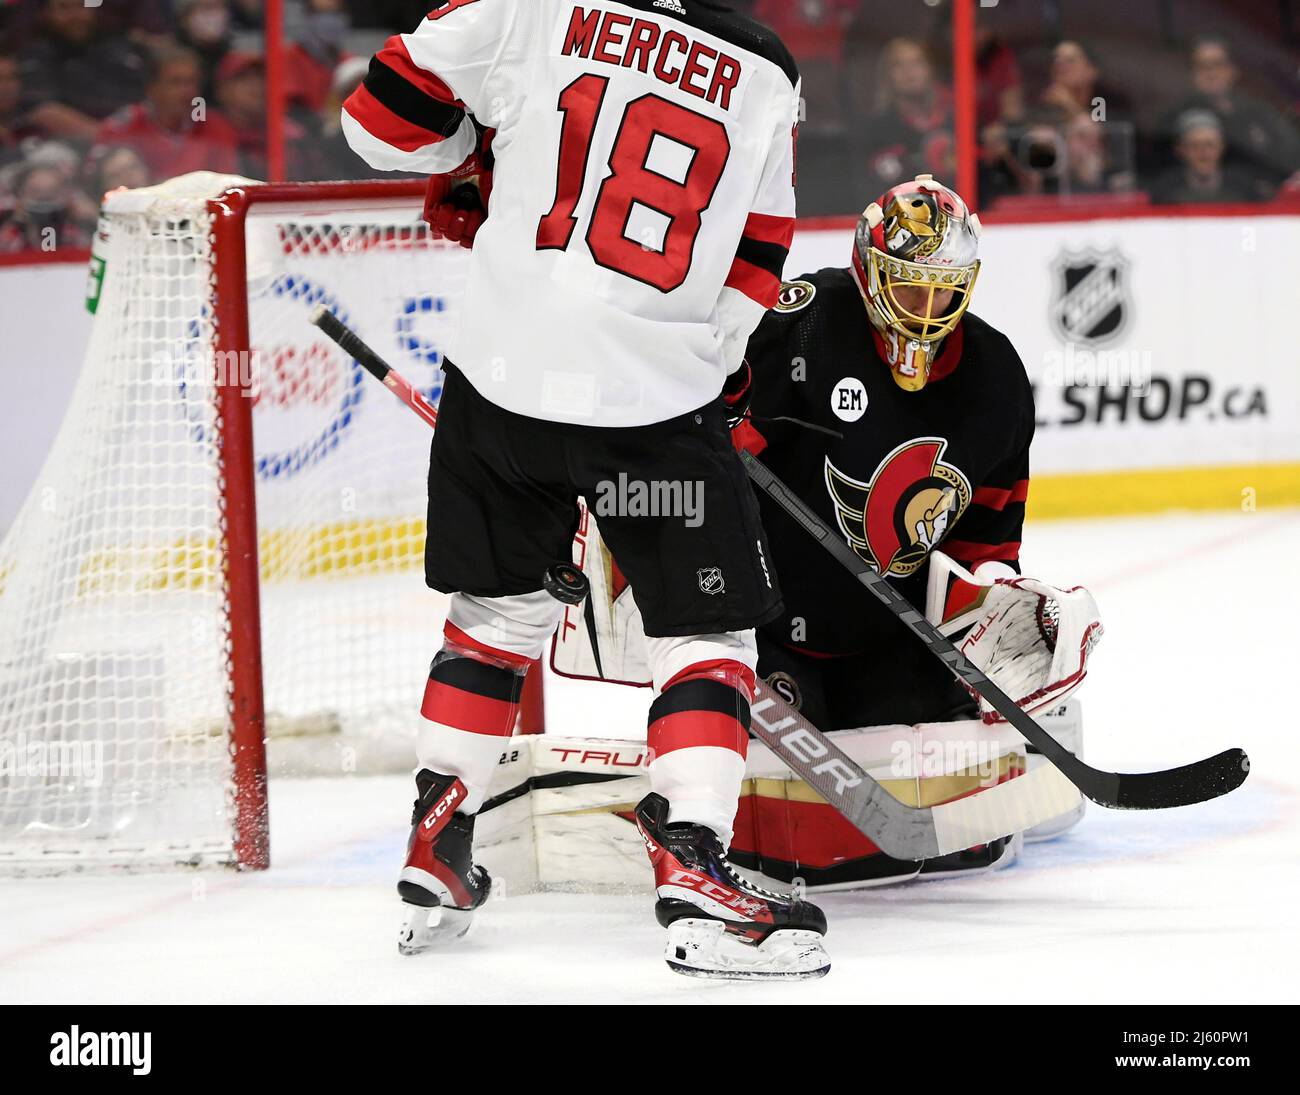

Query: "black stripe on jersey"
<box><xmin>736</xmin><ymin>236</ymin><xmax>788</xmax><ymax>278</ymax></box>
<box><xmin>648</xmin><ymin>678</ymin><xmax>751</xmax><ymax>727</ymax></box>
<box><xmin>363</xmin><ymin>56</ymin><xmax>466</xmax><ymax>138</ymax></box>
<box><xmin>617</xmin><ymin>0</ymin><xmax>799</xmax><ymax>88</ymax></box>
<box><xmin>428</xmin><ymin>650</ymin><xmax>524</xmax><ymax>702</ymax></box>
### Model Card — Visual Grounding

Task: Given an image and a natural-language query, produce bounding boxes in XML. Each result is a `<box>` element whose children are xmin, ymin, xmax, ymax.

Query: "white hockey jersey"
<box><xmin>343</xmin><ymin>0</ymin><xmax>800</xmax><ymax>427</ymax></box>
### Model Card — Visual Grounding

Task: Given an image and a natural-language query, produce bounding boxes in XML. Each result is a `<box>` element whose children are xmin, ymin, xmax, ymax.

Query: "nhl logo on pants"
<box><xmin>697</xmin><ymin>567</ymin><xmax>725</xmax><ymax>595</ymax></box>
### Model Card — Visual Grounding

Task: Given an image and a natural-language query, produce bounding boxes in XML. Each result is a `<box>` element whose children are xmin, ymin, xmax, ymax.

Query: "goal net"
<box><xmin>0</xmin><ymin>174</ymin><xmax>511</xmax><ymax>872</ymax></box>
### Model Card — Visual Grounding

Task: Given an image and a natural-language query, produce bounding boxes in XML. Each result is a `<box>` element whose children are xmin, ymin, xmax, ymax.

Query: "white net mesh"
<box><xmin>0</xmin><ymin>176</ymin><xmax>467</xmax><ymax>870</ymax></box>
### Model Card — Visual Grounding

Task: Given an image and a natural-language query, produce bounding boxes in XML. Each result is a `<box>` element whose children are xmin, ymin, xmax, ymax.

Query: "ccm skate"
<box><xmin>397</xmin><ymin>769</ymin><xmax>491</xmax><ymax>955</ymax></box>
<box><xmin>635</xmin><ymin>794</ymin><xmax>830</xmax><ymax>980</ymax></box>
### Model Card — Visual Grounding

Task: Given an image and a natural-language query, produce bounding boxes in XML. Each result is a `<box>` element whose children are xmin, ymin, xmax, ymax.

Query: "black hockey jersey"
<box><xmin>740</xmin><ymin>267</ymin><xmax>1035</xmax><ymax>657</ymax></box>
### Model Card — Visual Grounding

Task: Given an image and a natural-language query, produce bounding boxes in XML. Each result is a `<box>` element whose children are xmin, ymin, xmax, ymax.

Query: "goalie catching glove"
<box><xmin>954</xmin><ymin>569</ymin><xmax>1103</xmax><ymax>724</ymax></box>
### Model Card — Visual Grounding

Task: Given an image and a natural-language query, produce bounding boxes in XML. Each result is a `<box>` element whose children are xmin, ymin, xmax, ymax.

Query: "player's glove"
<box><xmin>721</xmin><ymin>361</ymin><xmax>753</xmax><ymax>429</ymax></box>
<box><xmin>422</xmin><ymin>125</ymin><xmax>495</xmax><ymax>249</ymax></box>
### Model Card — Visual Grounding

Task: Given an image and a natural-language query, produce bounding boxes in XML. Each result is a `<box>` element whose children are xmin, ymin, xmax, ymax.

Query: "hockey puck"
<box><xmin>543</xmin><ymin>562</ymin><xmax>589</xmax><ymax>606</ymax></box>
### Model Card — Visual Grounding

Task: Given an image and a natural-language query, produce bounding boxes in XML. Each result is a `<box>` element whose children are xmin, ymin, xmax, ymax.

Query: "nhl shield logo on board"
<box><xmin>1050</xmin><ymin>247</ymin><xmax>1132</xmax><ymax>345</ymax></box>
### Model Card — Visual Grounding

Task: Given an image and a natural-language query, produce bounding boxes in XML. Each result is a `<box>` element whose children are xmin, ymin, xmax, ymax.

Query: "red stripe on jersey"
<box><xmin>942</xmin><ymin>539</ymin><xmax>1022</xmax><ymax>565</ymax></box>
<box><xmin>343</xmin><ymin>84</ymin><xmax>450</xmax><ymax>153</ymax></box>
<box><xmin>741</xmin><ymin>211</ymin><xmax>795</xmax><ymax>249</ymax></box>
<box><xmin>421</xmin><ymin>679</ymin><xmax>518</xmax><ymax>735</ymax></box>
<box><xmin>376</xmin><ymin>36</ymin><xmax>464</xmax><ymax>109</ymax></box>
<box><xmin>648</xmin><ymin>710</ymin><xmax>749</xmax><ymax>759</ymax></box>
<box><xmin>972</xmin><ymin>479</ymin><xmax>1030</xmax><ymax>511</ymax></box>
<box><xmin>725</xmin><ymin>256</ymin><xmax>781</xmax><ymax>308</ymax></box>
<box><xmin>443</xmin><ymin>621</ymin><xmax>535</xmax><ymax>669</ymax></box>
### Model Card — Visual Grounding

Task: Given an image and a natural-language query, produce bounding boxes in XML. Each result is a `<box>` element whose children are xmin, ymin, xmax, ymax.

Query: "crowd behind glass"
<box><xmin>0</xmin><ymin>0</ymin><xmax>1296</xmax><ymax>254</ymax></box>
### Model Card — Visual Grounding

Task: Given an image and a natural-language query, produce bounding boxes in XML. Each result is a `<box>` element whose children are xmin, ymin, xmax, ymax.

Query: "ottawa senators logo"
<box><xmin>825</xmin><ymin>438</ymin><xmax>971</xmax><ymax>577</ymax></box>
<box><xmin>774</xmin><ymin>280</ymin><xmax>816</xmax><ymax>313</ymax></box>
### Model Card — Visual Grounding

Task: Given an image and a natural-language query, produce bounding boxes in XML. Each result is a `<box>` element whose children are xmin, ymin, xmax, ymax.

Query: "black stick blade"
<box><xmin>1113</xmin><ymin>748</ymin><xmax>1250</xmax><ymax>810</ymax></box>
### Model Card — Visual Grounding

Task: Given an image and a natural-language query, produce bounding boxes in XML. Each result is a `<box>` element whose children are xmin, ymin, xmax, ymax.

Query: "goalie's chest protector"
<box><xmin>748</xmin><ymin>268</ymin><xmax>1035</xmax><ymax>652</ymax></box>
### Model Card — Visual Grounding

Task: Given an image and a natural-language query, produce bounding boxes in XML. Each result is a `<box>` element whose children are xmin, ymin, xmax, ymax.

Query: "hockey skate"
<box><xmin>396</xmin><ymin>769</ymin><xmax>491</xmax><ymax>956</ymax></box>
<box><xmin>635</xmin><ymin>794</ymin><xmax>830</xmax><ymax>981</ymax></box>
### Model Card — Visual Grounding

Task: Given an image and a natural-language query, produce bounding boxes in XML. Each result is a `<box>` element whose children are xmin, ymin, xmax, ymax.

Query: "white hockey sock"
<box><xmin>416</xmin><ymin>720</ymin><xmax>512</xmax><ymax>815</ymax></box>
<box><xmin>650</xmin><ymin>746</ymin><xmax>747</xmax><ymax>849</ymax></box>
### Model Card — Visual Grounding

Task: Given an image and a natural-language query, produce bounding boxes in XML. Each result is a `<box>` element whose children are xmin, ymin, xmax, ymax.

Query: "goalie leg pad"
<box><xmin>1024</xmin><ymin>701</ymin><xmax>1087</xmax><ymax>841</ymax></box>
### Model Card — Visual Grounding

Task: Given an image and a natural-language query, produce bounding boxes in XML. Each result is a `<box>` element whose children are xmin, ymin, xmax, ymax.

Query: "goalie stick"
<box><xmin>739</xmin><ymin>450</ymin><xmax>1250</xmax><ymax>810</ymax></box>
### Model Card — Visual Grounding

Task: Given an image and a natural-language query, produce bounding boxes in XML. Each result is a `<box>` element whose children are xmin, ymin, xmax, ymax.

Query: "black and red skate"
<box><xmin>635</xmin><ymin>793</ymin><xmax>830</xmax><ymax>980</ymax></box>
<box><xmin>396</xmin><ymin>769</ymin><xmax>491</xmax><ymax>955</ymax></box>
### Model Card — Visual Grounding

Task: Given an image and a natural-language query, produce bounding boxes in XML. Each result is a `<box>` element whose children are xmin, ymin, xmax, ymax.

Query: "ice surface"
<box><xmin>1</xmin><ymin>510</ymin><xmax>1297</xmax><ymax>1004</ymax></box>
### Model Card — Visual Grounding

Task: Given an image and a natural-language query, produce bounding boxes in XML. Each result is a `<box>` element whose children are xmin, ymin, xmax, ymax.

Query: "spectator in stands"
<box><xmin>231</xmin><ymin>0</ymin><xmax>265</xmax><ymax>31</ymax></box>
<box><xmin>1</xmin><ymin>0</ymin><xmax>172</xmax><ymax>48</ymax></box>
<box><xmin>864</xmin><ymin>37</ymin><xmax>954</xmax><ymax>193</ymax></box>
<box><xmin>0</xmin><ymin>50</ymin><xmax>37</xmax><ymax>172</ymax></box>
<box><xmin>1040</xmin><ymin>40</ymin><xmax>1131</xmax><ymax>126</ymax></box>
<box><xmin>175</xmin><ymin>0</ymin><xmax>236</xmax><ymax>102</ymax></box>
<box><xmin>17</xmin><ymin>0</ymin><xmax>148</xmax><ymax>141</ymax></box>
<box><xmin>315</xmin><ymin>56</ymin><xmax>386</xmax><ymax>180</ymax></box>
<box><xmin>94</xmin><ymin>47</ymin><xmax>240</xmax><ymax>182</ymax></box>
<box><xmin>83</xmin><ymin>144</ymin><xmax>151</xmax><ymax>202</ymax></box>
<box><xmin>214</xmin><ymin>52</ymin><xmax>268</xmax><ymax>178</ymax></box>
<box><xmin>978</xmin><ymin>120</ymin><xmax>1039</xmax><ymax>203</ymax></box>
<box><xmin>285</xmin><ymin>0</ymin><xmax>354</xmax><ymax>115</ymax></box>
<box><xmin>976</xmin><ymin>27</ymin><xmax>1024</xmax><ymax>129</ymax></box>
<box><xmin>1059</xmin><ymin>113</ymin><xmax>1135</xmax><ymax>195</ymax></box>
<box><xmin>1159</xmin><ymin>37</ymin><xmax>1299</xmax><ymax>200</ymax></box>
<box><xmin>27</xmin><ymin>137</ymin><xmax>96</xmax><ymax>220</ymax></box>
<box><xmin>1151</xmin><ymin>110</ymin><xmax>1258</xmax><ymax>205</ymax></box>
<box><xmin>215</xmin><ymin>52</ymin><xmax>318</xmax><ymax>180</ymax></box>
<box><xmin>752</xmin><ymin>0</ymin><xmax>857</xmax><ymax>133</ymax></box>
<box><xmin>0</xmin><ymin>159</ymin><xmax>92</xmax><ymax>253</ymax></box>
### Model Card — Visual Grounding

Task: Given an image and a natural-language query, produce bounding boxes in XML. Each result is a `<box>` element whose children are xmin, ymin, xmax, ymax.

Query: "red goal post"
<box><xmin>211</xmin><ymin>180</ymin><xmax>429</xmax><ymax>870</ymax></box>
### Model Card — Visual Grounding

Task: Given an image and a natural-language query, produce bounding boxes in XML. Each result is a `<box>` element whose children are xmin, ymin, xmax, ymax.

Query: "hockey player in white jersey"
<box><xmin>343</xmin><ymin>1</ymin><xmax>828</xmax><ymax>979</ymax></box>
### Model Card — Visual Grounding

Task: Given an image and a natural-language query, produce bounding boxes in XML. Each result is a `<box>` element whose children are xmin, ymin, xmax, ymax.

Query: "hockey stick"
<box><xmin>312</xmin><ymin>307</ymin><xmax>440</xmax><ymax>430</ymax></box>
<box><xmin>740</xmin><ymin>450</ymin><xmax>1250</xmax><ymax>810</ymax></box>
<box><xmin>310</xmin><ymin>306</ymin><xmax>1079</xmax><ymax>857</ymax></box>
<box><xmin>748</xmin><ymin>678</ymin><xmax>1082</xmax><ymax>859</ymax></box>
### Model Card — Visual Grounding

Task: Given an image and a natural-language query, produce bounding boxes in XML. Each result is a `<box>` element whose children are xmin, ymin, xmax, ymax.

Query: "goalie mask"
<box><xmin>852</xmin><ymin>175</ymin><xmax>982</xmax><ymax>392</ymax></box>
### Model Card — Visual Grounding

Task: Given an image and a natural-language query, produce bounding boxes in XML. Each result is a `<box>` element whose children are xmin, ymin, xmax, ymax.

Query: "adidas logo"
<box><xmin>653</xmin><ymin>0</ymin><xmax>687</xmax><ymax>13</ymax></box>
